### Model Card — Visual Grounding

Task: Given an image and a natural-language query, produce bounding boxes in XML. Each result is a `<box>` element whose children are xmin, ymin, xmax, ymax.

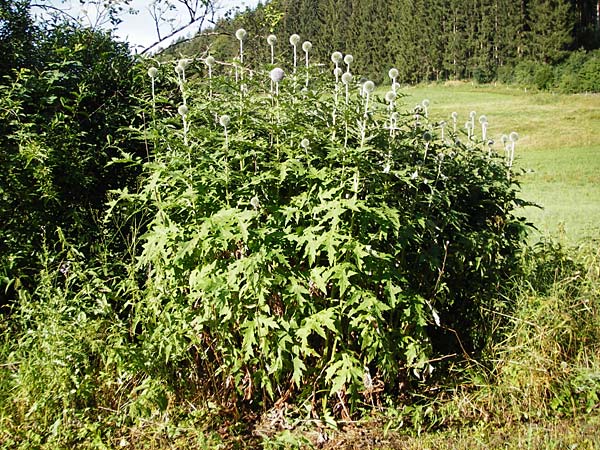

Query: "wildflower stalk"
<box><xmin>290</xmin><ymin>34</ymin><xmax>300</xmax><ymax>73</ymax></box>
<box><xmin>302</xmin><ymin>41</ymin><xmax>312</xmax><ymax>88</ymax></box>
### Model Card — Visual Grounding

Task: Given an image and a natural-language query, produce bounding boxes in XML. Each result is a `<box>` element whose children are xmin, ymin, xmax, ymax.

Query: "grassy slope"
<box><xmin>397</xmin><ymin>83</ymin><xmax>600</xmax><ymax>244</ymax></box>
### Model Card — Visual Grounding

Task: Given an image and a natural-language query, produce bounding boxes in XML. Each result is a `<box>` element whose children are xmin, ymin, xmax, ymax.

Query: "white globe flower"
<box><xmin>219</xmin><ymin>115</ymin><xmax>230</xmax><ymax>127</ymax></box>
<box><xmin>422</xmin><ymin>99</ymin><xmax>430</xmax><ymax>108</ymax></box>
<box><xmin>289</xmin><ymin>34</ymin><xmax>300</xmax><ymax>46</ymax></box>
<box><xmin>300</xmin><ymin>138</ymin><xmax>310</xmax><ymax>149</ymax></box>
<box><xmin>178</xmin><ymin>58</ymin><xmax>191</xmax><ymax>69</ymax></box>
<box><xmin>175</xmin><ymin>64</ymin><xmax>184</xmax><ymax>75</ymax></box>
<box><xmin>509</xmin><ymin>131</ymin><xmax>519</xmax><ymax>142</ymax></box>
<box><xmin>250</xmin><ymin>196</ymin><xmax>260</xmax><ymax>209</ymax></box>
<box><xmin>451</xmin><ymin>111</ymin><xmax>458</xmax><ymax>120</ymax></box>
<box><xmin>235</xmin><ymin>28</ymin><xmax>247</xmax><ymax>41</ymax></box>
<box><xmin>147</xmin><ymin>67</ymin><xmax>158</xmax><ymax>78</ymax></box>
<box><xmin>388</xmin><ymin>68</ymin><xmax>399</xmax><ymax>80</ymax></box>
<box><xmin>267</xmin><ymin>34</ymin><xmax>277</xmax><ymax>46</ymax></box>
<box><xmin>178</xmin><ymin>105</ymin><xmax>188</xmax><ymax>116</ymax></box>
<box><xmin>479</xmin><ymin>115</ymin><xmax>487</xmax><ymax>124</ymax></box>
<box><xmin>363</xmin><ymin>80</ymin><xmax>375</xmax><ymax>93</ymax></box>
<box><xmin>341</xmin><ymin>72</ymin><xmax>353</xmax><ymax>85</ymax></box>
<box><xmin>205</xmin><ymin>56</ymin><xmax>215</xmax><ymax>68</ymax></box>
<box><xmin>270</xmin><ymin>67</ymin><xmax>285</xmax><ymax>83</ymax></box>
<box><xmin>344</xmin><ymin>54</ymin><xmax>353</xmax><ymax>65</ymax></box>
<box><xmin>302</xmin><ymin>41</ymin><xmax>312</xmax><ymax>52</ymax></box>
<box><xmin>385</xmin><ymin>90</ymin><xmax>397</xmax><ymax>103</ymax></box>
<box><xmin>333</xmin><ymin>67</ymin><xmax>343</xmax><ymax>77</ymax></box>
<box><xmin>331</xmin><ymin>51</ymin><xmax>343</xmax><ymax>64</ymax></box>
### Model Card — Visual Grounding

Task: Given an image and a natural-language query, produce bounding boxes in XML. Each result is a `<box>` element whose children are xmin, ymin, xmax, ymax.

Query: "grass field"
<box><xmin>397</xmin><ymin>82</ymin><xmax>600</xmax><ymax>244</ymax></box>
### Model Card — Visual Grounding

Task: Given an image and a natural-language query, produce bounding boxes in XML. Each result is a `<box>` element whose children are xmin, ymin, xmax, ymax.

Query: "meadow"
<box><xmin>399</xmin><ymin>83</ymin><xmax>600</xmax><ymax>244</ymax></box>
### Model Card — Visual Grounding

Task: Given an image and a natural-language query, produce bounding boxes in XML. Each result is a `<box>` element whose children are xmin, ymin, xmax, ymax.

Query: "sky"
<box><xmin>42</xmin><ymin>0</ymin><xmax>260</xmax><ymax>51</ymax></box>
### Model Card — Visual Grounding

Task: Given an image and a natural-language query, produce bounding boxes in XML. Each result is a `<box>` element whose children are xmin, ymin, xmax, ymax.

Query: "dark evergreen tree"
<box><xmin>526</xmin><ymin>0</ymin><xmax>574</xmax><ymax>63</ymax></box>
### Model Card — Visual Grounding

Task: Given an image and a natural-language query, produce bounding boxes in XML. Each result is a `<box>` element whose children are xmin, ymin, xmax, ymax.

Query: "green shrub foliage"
<box><xmin>0</xmin><ymin>24</ymin><xmax>143</xmax><ymax>305</ymax></box>
<box><xmin>109</xmin><ymin>53</ymin><xmax>529</xmax><ymax>416</ymax></box>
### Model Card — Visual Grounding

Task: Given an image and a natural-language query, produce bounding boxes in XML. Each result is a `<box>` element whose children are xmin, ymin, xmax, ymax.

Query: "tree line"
<box><xmin>170</xmin><ymin>0</ymin><xmax>599</xmax><ymax>84</ymax></box>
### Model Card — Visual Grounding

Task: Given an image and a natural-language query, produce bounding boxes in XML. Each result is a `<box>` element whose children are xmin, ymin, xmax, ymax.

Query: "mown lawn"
<box><xmin>397</xmin><ymin>82</ymin><xmax>600</xmax><ymax>244</ymax></box>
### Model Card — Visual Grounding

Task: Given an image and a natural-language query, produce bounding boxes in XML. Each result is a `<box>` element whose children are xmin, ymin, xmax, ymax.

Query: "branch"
<box><xmin>141</xmin><ymin>1</ymin><xmax>219</xmax><ymax>55</ymax></box>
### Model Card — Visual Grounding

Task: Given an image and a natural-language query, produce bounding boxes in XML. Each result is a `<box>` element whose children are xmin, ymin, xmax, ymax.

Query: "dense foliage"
<box><xmin>170</xmin><ymin>0</ymin><xmax>600</xmax><ymax>90</ymax></box>
<box><xmin>0</xmin><ymin>14</ymin><xmax>143</xmax><ymax>306</ymax></box>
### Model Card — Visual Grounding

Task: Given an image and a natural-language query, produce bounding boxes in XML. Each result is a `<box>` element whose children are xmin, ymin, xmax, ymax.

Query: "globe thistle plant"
<box><xmin>302</xmin><ymin>41</ymin><xmax>312</xmax><ymax>86</ymax></box>
<box><xmin>178</xmin><ymin>104</ymin><xmax>189</xmax><ymax>145</ymax></box>
<box><xmin>341</xmin><ymin>71</ymin><xmax>353</xmax><ymax>104</ymax></box>
<box><xmin>389</xmin><ymin>68</ymin><xmax>399</xmax><ymax>92</ymax></box>
<box><xmin>270</xmin><ymin>67</ymin><xmax>285</xmax><ymax>96</ymax></box>
<box><xmin>235</xmin><ymin>28</ymin><xmax>247</xmax><ymax>64</ymax></box>
<box><xmin>385</xmin><ymin>90</ymin><xmax>397</xmax><ymax>111</ymax></box>
<box><xmin>421</xmin><ymin>99</ymin><xmax>430</xmax><ymax>118</ymax></box>
<box><xmin>362</xmin><ymin>80</ymin><xmax>375</xmax><ymax>116</ymax></box>
<box><xmin>508</xmin><ymin>131</ymin><xmax>519</xmax><ymax>167</ymax></box>
<box><xmin>479</xmin><ymin>115</ymin><xmax>488</xmax><ymax>142</ymax></box>
<box><xmin>289</xmin><ymin>34</ymin><xmax>300</xmax><ymax>72</ymax></box>
<box><xmin>451</xmin><ymin>111</ymin><xmax>458</xmax><ymax>133</ymax></box>
<box><xmin>148</xmin><ymin>66</ymin><xmax>158</xmax><ymax>116</ymax></box>
<box><xmin>439</xmin><ymin>120</ymin><xmax>447</xmax><ymax>142</ymax></box>
<box><xmin>220</xmin><ymin>114</ymin><xmax>230</xmax><ymax>148</ymax></box>
<box><xmin>344</xmin><ymin>54</ymin><xmax>353</xmax><ymax>73</ymax></box>
<box><xmin>267</xmin><ymin>34</ymin><xmax>277</xmax><ymax>64</ymax></box>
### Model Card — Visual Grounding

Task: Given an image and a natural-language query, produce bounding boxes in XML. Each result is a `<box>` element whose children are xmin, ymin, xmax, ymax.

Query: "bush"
<box><xmin>0</xmin><ymin>24</ymin><xmax>143</xmax><ymax>307</ymax></box>
<box><xmin>104</xmin><ymin>53</ymin><xmax>529</xmax><ymax>419</ymax></box>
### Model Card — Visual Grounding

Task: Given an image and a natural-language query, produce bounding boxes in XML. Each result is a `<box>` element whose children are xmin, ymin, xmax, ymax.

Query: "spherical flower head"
<box><xmin>147</xmin><ymin>67</ymin><xmax>158</xmax><ymax>78</ymax></box>
<box><xmin>363</xmin><ymin>80</ymin><xmax>375</xmax><ymax>93</ymax></box>
<box><xmin>469</xmin><ymin>110</ymin><xmax>476</xmax><ymax>118</ymax></box>
<box><xmin>250</xmin><ymin>196</ymin><xmax>260</xmax><ymax>209</ymax></box>
<box><xmin>344</xmin><ymin>54</ymin><xmax>353</xmax><ymax>65</ymax></box>
<box><xmin>509</xmin><ymin>131</ymin><xmax>519</xmax><ymax>142</ymax></box>
<box><xmin>267</xmin><ymin>34</ymin><xmax>277</xmax><ymax>46</ymax></box>
<box><xmin>302</xmin><ymin>41</ymin><xmax>312</xmax><ymax>52</ymax></box>
<box><xmin>300</xmin><ymin>138</ymin><xmax>310</xmax><ymax>149</ymax></box>
<box><xmin>289</xmin><ymin>34</ymin><xmax>300</xmax><ymax>46</ymax></box>
<box><xmin>422</xmin><ymin>99</ymin><xmax>430</xmax><ymax>108</ymax></box>
<box><xmin>331</xmin><ymin>51</ymin><xmax>343</xmax><ymax>64</ymax></box>
<box><xmin>270</xmin><ymin>67</ymin><xmax>285</xmax><ymax>83</ymax></box>
<box><xmin>451</xmin><ymin>111</ymin><xmax>458</xmax><ymax>120</ymax></box>
<box><xmin>501</xmin><ymin>134</ymin><xmax>509</xmax><ymax>144</ymax></box>
<box><xmin>385</xmin><ymin>90</ymin><xmax>397</xmax><ymax>103</ymax></box>
<box><xmin>391</xmin><ymin>112</ymin><xmax>399</xmax><ymax>121</ymax></box>
<box><xmin>388</xmin><ymin>68</ymin><xmax>399</xmax><ymax>80</ymax></box>
<box><xmin>333</xmin><ymin>67</ymin><xmax>343</xmax><ymax>78</ymax></box>
<box><xmin>235</xmin><ymin>28</ymin><xmax>247</xmax><ymax>41</ymax></box>
<box><xmin>219</xmin><ymin>114</ymin><xmax>230</xmax><ymax>128</ymax></box>
<box><xmin>341</xmin><ymin>72</ymin><xmax>353</xmax><ymax>85</ymax></box>
<box><xmin>205</xmin><ymin>55</ymin><xmax>215</xmax><ymax>67</ymax></box>
<box><xmin>423</xmin><ymin>131</ymin><xmax>433</xmax><ymax>142</ymax></box>
<box><xmin>465</xmin><ymin>121</ymin><xmax>473</xmax><ymax>129</ymax></box>
<box><xmin>439</xmin><ymin>120</ymin><xmax>447</xmax><ymax>126</ymax></box>
<box><xmin>178</xmin><ymin>105</ymin><xmax>188</xmax><ymax>116</ymax></box>
<box><xmin>479</xmin><ymin>115</ymin><xmax>487</xmax><ymax>124</ymax></box>
<box><xmin>179</xmin><ymin>58</ymin><xmax>191</xmax><ymax>69</ymax></box>
<box><xmin>175</xmin><ymin>64</ymin><xmax>184</xmax><ymax>75</ymax></box>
